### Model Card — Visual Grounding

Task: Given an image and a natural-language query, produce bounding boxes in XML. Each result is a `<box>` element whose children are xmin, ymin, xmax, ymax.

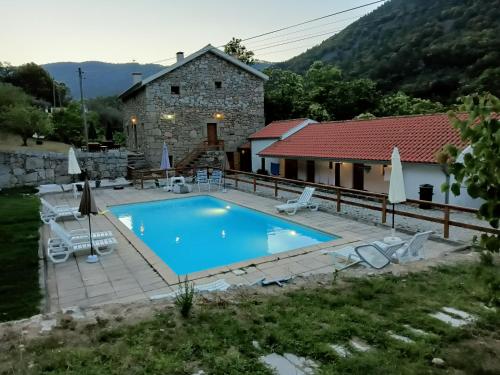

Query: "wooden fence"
<box><xmin>224</xmin><ymin>169</ymin><xmax>498</xmax><ymax>239</ymax></box>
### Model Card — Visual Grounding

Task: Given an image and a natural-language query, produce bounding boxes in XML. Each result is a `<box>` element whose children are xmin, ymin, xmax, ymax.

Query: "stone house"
<box><xmin>119</xmin><ymin>44</ymin><xmax>268</xmax><ymax>169</ymax></box>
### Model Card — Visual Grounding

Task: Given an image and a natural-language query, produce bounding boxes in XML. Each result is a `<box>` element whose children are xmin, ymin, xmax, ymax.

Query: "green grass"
<box><xmin>0</xmin><ymin>131</ymin><xmax>70</xmax><ymax>153</ymax></box>
<box><xmin>0</xmin><ymin>187</ymin><xmax>41</xmax><ymax>322</ymax></box>
<box><xmin>1</xmin><ymin>262</ymin><xmax>498</xmax><ymax>374</ymax></box>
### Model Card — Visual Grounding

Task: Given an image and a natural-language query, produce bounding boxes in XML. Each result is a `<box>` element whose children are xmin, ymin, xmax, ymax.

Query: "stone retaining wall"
<box><xmin>0</xmin><ymin>149</ymin><xmax>128</xmax><ymax>188</ymax></box>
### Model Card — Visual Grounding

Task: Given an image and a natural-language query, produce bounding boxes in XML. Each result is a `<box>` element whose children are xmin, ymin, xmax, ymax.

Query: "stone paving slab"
<box><xmin>42</xmin><ymin>187</ymin><xmax>461</xmax><ymax>311</ymax></box>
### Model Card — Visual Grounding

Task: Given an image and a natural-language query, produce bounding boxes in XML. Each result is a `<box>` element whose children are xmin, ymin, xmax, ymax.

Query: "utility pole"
<box><xmin>78</xmin><ymin>67</ymin><xmax>89</xmax><ymax>146</ymax></box>
<box><xmin>52</xmin><ymin>79</ymin><xmax>56</xmax><ymax>111</ymax></box>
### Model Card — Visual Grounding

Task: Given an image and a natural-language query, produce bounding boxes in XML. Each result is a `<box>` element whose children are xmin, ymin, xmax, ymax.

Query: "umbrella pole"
<box><xmin>88</xmin><ymin>214</ymin><xmax>94</xmax><ymax>256</ymax></box>
<box><xmin>391</xmin><ymin>203</ymin><xmax>396</xmax><ymax>238</ymax></box>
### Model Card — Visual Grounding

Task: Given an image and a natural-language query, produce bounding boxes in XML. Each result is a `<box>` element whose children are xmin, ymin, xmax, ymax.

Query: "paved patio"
<box><xmin>42</xmin><ymin>186</ymin><xmax>460</xmax><ymax>312</ymax></box>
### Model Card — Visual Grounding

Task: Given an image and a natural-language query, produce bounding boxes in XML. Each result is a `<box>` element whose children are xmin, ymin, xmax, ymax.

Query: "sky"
<box><xmin>1</xmin><ymin>0</ymin><xmax>385</xmax><ymax>66</ymax></box>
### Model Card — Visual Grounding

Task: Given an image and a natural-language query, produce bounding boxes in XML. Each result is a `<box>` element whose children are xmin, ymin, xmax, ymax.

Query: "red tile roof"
<box><xmin>249</xmin><ymin>118</ymin><xmax>309</xmax><ymax>139</ymax></box>
<box><xmin>259</xmin><ymin>114</ymin><xmax>468</xmax><ymax>164</ymax></box>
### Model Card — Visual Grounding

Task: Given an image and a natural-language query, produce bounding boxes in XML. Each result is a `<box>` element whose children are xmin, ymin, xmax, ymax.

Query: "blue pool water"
<box><xmin>110</xmin><ymin>196</ymin><xmax>337</xmax><ymax>275</ymax></box>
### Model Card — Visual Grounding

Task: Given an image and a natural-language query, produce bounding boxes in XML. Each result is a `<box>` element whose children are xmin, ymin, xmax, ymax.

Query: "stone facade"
<box><xmin>0</xmin><ymin>150</ymin><xmax>128</xmax><ymax>188</ymax></box>
<box><xmin>122</xmin><ymin>49</ymin><xmax>266</xmax><ymax>167</ymax></box>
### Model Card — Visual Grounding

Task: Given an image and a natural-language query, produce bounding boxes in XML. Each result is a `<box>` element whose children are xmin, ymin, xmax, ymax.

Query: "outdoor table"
<box><xmin>383</xmin><ymin>236</ymin><xmax>402</xmax><ymax>245</ymax></box>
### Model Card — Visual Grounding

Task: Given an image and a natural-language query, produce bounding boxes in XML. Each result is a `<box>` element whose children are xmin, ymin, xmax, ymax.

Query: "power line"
<box><xmin>249</xmin><ymin>27</ymin><xmax>344</xmax><ymax>51</ymax></box>
<box><xmin>252</xmin><ymin>29</ymin><xmax>343</xmax><ymax>52</ymax></box>
<box><xmin>148</xmin><ymin>0</ymin><xmax>385</xmax><ymax>65</ymax></box>
<box><xmin>236</xmin><ymin>0</ymin><xmax>385</xmax><ymax>43</ymax></box>
<box><xmin>244</xmin><ymin>15</ymin><xmax>360</xmax><ymax>46</ymax></box>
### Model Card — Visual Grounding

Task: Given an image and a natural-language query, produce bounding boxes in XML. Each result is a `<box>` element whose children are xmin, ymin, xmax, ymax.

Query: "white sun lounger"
<box><xmin>276</xmin><ymin>187</ymin><xmax>319</xmax><ymax>215</ymax></box>
<box><xmin>150</xmin><ymin>279</ymin><xmax>231</xmax><ymax>300</ymax></box>
<box><xmin>373</xmin><ymin>231</ymin><xmax>433</xmax><ymax>264</ymax></box>
<box><xmin>325</xmin><ymin>243</ymin><xmax>395</xmax><ymax>271</ymax></box>
<box><xmin>47</xmin><ymin>220</ymin><xmax>117</xmax><ymax>263</ymax></box>
<box><xmin>40</xmin><ymin>198</ymin><xmax>83</xmax><ymax>224</ymax></box>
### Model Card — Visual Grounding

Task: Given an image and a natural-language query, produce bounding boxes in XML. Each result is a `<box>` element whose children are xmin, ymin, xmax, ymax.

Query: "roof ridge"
<box><xmin>317</xmin><ymin>112</ymin><xmax>454</xmax><ymax>126</ymax></box>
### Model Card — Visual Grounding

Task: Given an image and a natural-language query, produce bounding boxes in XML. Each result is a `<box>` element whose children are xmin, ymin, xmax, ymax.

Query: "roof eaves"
<box><xmin>118</xmin><ymin>82</ymin><xmax>144</xmax><ymax>100</ymax></box>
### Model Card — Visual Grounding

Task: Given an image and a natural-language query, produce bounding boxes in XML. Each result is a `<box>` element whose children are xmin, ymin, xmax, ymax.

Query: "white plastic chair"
<box><xmin>209</xmin><ymin>169</ymin><xmax>223</xmax><ymax>191</ymax></box>
<box><xmin>40</xmin><ymin>198</ymin><xmax>83</xmax><ymax>224</ymax></box>
<box><xmin>275</xmin><ymin>187</ymin><xmax>319</xmax><ymax>215</ymax></box>
<box><xmin>196</xmin><ymin>169</ymin><xmax>210</xmax><ymax>192</ymax></box>
<box><xmin>373</xmin><ymin>231</ymin><xmax>433</xmax><ymax>263</ymax></box>
<box><xmin>47</xmin><ymin>220</ymin><xmax>117</xmax><ymax>263</ymax></box>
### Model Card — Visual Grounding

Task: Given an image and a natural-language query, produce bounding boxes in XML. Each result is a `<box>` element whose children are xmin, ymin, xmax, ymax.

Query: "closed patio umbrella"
<box><xmin>160</xmin><ymin>142</ymin><xmax>171</xmax><ymax>170</ymax></box>
<box><xmin>160</xmin><ymin>142</ymin><xmax>171</xmax><ymax>182</ymax></box>
<box><xmin>68</xmin><ymin>147</ymin><xmax>81</xmax><ymax>176</ymax></box>
<box><xmin>388</xmin><ymin>146</ymin><xmax>406</xmax><ymax>238</ymax></box>
<box><xmin>78</xmin><ymin>179</ymin><xmax>99</xmax><ymax>263</ymax></box>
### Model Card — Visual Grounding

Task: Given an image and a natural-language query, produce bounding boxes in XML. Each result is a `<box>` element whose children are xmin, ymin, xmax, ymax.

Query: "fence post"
<box><xmin>274</xmin><ymin>179</ymin><xmax>278</xmax><ymax>197</ymax></box>
<box><xmin>336</xmin><ymin>189</ymin><xmax>341</xmax><ymax>212</ymax></box>
<box><xmin>444</xmin><ymin>205</ymin><xmax>450</xmax><ymax>239</ymax></box>
<box><xmin>235</xmin><ymin>174</ymin><xmax>239</xmax><ymax>189</ymax></box>
<box><xmin>253</xmin><ymin>176</ymin><xmax>256</xmax><ymax>193</ymax></box>
<box><xmin>381</xmin><ymin>196</ymin><xmax>387</xmax><ymax>224</ymax></box>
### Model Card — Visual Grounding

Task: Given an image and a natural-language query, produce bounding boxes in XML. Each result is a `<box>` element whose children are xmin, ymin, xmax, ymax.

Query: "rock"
<box><xmin>39</xmin><ymin>318</ymin><xmax>57</xmax><ymax>333</ymax></box>
<box><xmin>432</xmin><ymin>358</ymin><xmax>445</xmax><ymax>367</ymax></box>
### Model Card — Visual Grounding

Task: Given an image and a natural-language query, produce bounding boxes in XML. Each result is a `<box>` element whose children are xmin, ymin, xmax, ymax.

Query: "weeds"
<box><xmin>175</xmin><ymin>276</ymin><xmax>195</xmax><ymax>318</ymax></box>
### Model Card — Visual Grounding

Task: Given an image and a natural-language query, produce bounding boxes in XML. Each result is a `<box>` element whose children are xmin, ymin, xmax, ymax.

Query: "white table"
<box><xmin>383</xmin><ymin>236</ymin><xmax>402</xmax><ymax>245</ymax></box>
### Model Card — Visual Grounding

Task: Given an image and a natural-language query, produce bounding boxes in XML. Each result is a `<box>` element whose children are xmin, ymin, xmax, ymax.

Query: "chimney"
<box><xmin>132</xmin><ymin>72</ymin><xmax>142</xmax><ymax>85</ymax></box>
<box><xmin>176</xmin><ymin>51</ymin><xmax>184</xmax><ymax>63</ymax></box>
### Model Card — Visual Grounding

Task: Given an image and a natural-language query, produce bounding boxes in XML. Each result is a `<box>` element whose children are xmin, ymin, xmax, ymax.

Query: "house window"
<box><xmin>261</xmin><ymin>158</ymin><xmax>266</xmax><ymax>171</ymax></box>
<box><xmin>215</xmin><ymin>81</ymin><xmax>222</xmax><ymax>89</ymax></box>
<box><xmin>329</xmin><ymin>161</ymin><xmax>333</xmax><ymax>169</ymax></box>
<box><xmin>171</xmin><ymin>85</ymin><xmax>180</xmax><ymax>95</ymax></box>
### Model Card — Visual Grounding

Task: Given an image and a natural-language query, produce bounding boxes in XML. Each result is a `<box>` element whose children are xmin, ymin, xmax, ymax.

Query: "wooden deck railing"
<box><xmin>224</xmin><ymin>169</ymin><xmax>499</xmax><ymax>239</ymax></box>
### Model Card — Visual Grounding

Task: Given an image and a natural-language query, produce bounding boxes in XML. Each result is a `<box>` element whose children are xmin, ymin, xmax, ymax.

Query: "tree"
<box><xmin>0</xmin><ymin>105</ymin><xmax>52</xmax><ymax>146</ymax></box>
<box><xmin>4</xmin><ymin>63</ymin><xmax>69</xmax><ymax>106</ymax></box>
<box><xmin>264</xmin><ymin>68</ymin><xmax>307</xmax><ymax>123</ymax></box>
<box><xmin>0</xmin><ymin>82</ymin><xmax>31</xmax><ymax>110</ymax></box>
<box><xmin>87</xmin><ymin>96</ymin><xmax>123</xmax><ymax>140</ymax></box>
<box><xmin>438</xmin><ymin>94</ymin><xmax>500</xmax><ymax>253</ymax></box>
<box><xmin>52</xmin><ymin>102</ymin><xmax>87</xmax><ymax>145</ymax></box>
<box><xmin>224</xmin><ymin>38</ymin><xmax>255</xmax><ymax>65</ymax></box>
<box><xmin>376</xmin><ymin>91</ymin><xmax>445</xmax><ymax>116</ymax></box>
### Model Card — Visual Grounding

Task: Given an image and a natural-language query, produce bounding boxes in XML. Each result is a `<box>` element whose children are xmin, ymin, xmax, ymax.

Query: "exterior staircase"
<box><xmin>177</xmin><ymin>140</ymin><xmax>225</xmax><ymax>169</ymax></box>
<box><xmin>127</xmin><ymin>151</ymin><xmax>149</xmax><ymax>179</ymax></box>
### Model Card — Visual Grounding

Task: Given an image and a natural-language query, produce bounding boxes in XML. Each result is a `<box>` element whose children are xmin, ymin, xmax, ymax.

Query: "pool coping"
<box><xmin>103</xmin><ymin>192</ymin><xmax>359</xmax><ymax>285</ymax></box>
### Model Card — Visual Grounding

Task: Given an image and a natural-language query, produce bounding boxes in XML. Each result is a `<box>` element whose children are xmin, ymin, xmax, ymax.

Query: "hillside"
<box><xmin>43</xmin><ymin>61</ymin><xmax>164</xmax><ymax>98</ymax></box>
<box><xmin>279</xmin><ymin>0</ymin><xmax>500</xmax><ymax>102</ymax></box>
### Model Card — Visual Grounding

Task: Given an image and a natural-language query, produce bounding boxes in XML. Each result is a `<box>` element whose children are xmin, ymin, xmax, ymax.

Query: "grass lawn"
<box><xmin>0</xmin><ymin>187</ymin><xmax>41</xmax><ymax>322</ymax></box>
<box><xmin>1</xmin><ymin>262</ymin><xmax>498</xmax><ymax>374</ymax></box>
<box><xmin>0</xmin><ymin>131</ymin><xmax>70</xmax><ymax>153</ymax></box>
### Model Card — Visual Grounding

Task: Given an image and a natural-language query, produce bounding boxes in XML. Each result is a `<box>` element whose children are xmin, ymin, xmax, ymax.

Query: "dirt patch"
<box><xmin>443</xmin><ymin>337</ymin><xmax>500</xmax><ymax>374</ymax></box>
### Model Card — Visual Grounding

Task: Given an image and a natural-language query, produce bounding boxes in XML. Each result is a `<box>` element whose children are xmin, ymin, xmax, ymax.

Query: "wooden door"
<box><xmin>207</xmin><ymin>123</ymin><xmax>217</xmax><ymax>146</ymax></box>
<box><xmin>334</xmin><ymin>163</ymin><xmax>341</xmax><ymax>186</ymax></box>
<box><xmin>306</xmin><ymin>160</ymin><xmax>315</xmax><ymax>182</ymax></box>
<box><xmin>284</xmin><ymin>159</ymin><xmax>298</xmax><ymax>180</ymax></box>
<box><xmin>353</xmin><ymin>163</ymin><xmax>364</xmax><ymax>190</ymax></box>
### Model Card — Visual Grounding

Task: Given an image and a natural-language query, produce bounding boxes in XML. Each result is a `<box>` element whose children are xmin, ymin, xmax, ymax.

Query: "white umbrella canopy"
<box><xmin>388</xmin><ymin>146</ymin><xmax>406</xmax><ymax>237</ymax></box>
<box><xmin>160</xmin><ymin>142</ymin><xmax>171</xmax><ymax>170</ymax></box>
<box><xmin>68</xmin><ymin>147</ymin><xmax>81</xmax><ymax>175</ymax></box>
<box><xmin>388</xmin><ymin>146</ymin><xmax>406</xmax><ymax>204</ymax></box>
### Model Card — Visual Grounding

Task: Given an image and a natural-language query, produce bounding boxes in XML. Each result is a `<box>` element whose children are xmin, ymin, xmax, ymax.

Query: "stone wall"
<box><xmin>122</xmin><ymin>50</ymin><xmax>266</xmax><ymax>167</ymax></box>
<box><xmin>197</xmin><ymin>150</ymin><xmax>226</xmax><ymax>168</ymax></box>
<box><xmin>0</xmin><ymin>149</ymin><xmax>128</xmax><ymax>188</ymax></box>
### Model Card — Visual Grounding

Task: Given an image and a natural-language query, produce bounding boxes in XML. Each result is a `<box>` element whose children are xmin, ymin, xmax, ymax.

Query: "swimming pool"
<box><xmin>110</xmin><ymin>196</ymin><xmax>337</xmax><ymax>275</ymax></box>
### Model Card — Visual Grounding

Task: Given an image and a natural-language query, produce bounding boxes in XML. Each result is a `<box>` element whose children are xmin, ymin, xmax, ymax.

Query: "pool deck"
<box><xmin>42</xmin><ymin>187</ymin><xmax>461</xmax><ymax>312</ymax></box>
